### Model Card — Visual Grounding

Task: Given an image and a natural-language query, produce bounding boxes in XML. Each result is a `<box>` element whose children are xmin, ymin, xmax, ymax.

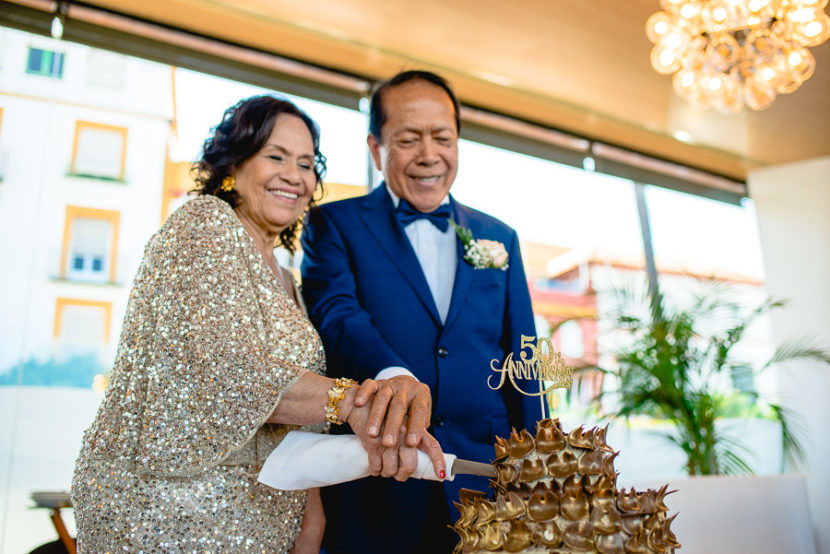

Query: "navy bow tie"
<box><xmin>396</xmin><ymin>199</ymin><xmax>452</xmax><ymax>232</ymax></box>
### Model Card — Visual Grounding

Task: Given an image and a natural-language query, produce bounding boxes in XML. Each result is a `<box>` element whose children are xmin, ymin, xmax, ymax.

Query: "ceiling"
<box><xmin>12</xmin><ymin>0</ymin><xmax>830</xmax><ymax>181</ymax></box>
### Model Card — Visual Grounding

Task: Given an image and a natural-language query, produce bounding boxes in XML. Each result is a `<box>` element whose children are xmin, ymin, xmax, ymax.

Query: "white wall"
<box><xmin>749</xmin><ymin>156</ymin><xmax>830</xmax><ymax>553</ymax></box>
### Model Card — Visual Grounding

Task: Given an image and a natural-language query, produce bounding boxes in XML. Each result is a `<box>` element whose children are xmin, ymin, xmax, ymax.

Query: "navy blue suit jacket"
<box><xmin>301</xmin><ymin>184</ymin><xmax>538</xmax><ymax>553</ymax></box>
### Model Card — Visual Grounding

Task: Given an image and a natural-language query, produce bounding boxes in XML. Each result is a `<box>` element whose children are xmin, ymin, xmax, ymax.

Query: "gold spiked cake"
<box><xmin>452</xmin><ymin>418</ymin><xmax>680</xmax><ymax>553</ymax></box>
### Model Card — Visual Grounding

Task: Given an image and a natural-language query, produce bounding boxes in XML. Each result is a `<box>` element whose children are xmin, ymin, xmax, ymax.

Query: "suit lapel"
<box><xmin>444</xmin><ymin>199</ymin><xmax>474</xmax><ymax>331</ymax></box>
<box><xmin>360</xmin><ymin>185</ymin><xmax>442</xmax><ymax>325</ymax></box>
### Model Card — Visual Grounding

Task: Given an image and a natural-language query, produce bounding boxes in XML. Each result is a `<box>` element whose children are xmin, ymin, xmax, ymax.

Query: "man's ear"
<box><xmin>367</xmin><ymin>133</ymin><xmax>383</xmax><ymax>171</ymax></box>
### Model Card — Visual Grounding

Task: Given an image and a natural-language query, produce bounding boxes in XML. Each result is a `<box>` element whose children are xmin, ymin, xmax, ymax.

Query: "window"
<box><xmin>71</xmin><ymin>120</ymin><xmax>128</xmax><ymax>180</ymax></box>
<box><xmin>67</xmin><ymin>218</ymin><xmax>111</xmax><ymax>281</ymax></box>
<box><xmin>26</xmin><ymin>47</ymin><xmax>64</xmax><ymax>78</ymax></box>
<box><xmin>60</xmin><ymin>206</ymin><xmax>120</xmax><ymax>283</ymax></box>
<box><xmin>53</xmin><ymin>297</ymin><xmax>112</xmax><ymax>344</ymax></box>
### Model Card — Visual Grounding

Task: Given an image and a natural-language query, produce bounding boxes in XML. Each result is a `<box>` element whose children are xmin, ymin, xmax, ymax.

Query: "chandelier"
<box><xmin>646</xmin><ymin>0</ymin><xmax>830</xmax><ymax>113</ymax></box>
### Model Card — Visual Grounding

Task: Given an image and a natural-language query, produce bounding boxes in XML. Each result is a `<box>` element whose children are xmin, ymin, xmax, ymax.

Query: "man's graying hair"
<box><xmin>368</xmin><ymin>70</ymin><xmax>461</xmax><ymax>141</ymax></box>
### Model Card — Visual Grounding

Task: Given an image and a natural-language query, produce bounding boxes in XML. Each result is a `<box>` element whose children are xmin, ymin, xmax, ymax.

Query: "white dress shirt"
<box><xmin>375</xmin><ymin>188</ymin><xmax>458</xmax><ymax>381</ymax></box>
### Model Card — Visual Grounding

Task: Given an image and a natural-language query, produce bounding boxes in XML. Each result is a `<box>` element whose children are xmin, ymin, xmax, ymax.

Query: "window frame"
<box><xmin>70</xmin><ymin>120</ymin><xmax>128</xmax><ymax>181</ymax></box>
<box><xmin>52</xmin><ymin>297</ymin><xmax>113</xmax><ymax>343</ymax></box>
<box><xmin>59</xmin><ymin>205</ymin><xmax>121</xmax><ymax>283</ymax></box>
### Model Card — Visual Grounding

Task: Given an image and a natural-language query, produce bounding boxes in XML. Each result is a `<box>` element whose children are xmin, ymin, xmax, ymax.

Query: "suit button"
<box><xmin>437</xmin><ymin>347</ymin><xmax>448</xmax><ymax>358</ymax></box>
<box><xmin>434</xmin><ymin>416</ymin><xmax>446</xmax><ymax>427</ymax></box>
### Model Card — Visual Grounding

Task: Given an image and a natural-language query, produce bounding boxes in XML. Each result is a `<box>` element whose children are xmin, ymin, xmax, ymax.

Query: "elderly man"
<box><xmin>301</xmin><ymin>70</ymin><xmax>538</xmax><ymax>553</ymax></box>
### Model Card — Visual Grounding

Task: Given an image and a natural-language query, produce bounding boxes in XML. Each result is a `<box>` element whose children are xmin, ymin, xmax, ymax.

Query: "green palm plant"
<box><xmin>593</xmin><ymin>280</ymin><xmax>829</xmax><ymax>476</ymax></box>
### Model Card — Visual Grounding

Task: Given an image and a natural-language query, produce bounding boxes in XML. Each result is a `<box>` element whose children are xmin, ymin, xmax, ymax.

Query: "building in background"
<box><xmin>0</xmin><ymin>27</ymin><xmax>173</xmax><ymax>389</ymax></box>
<box><xmin>0</xmin><ymin>27</ymin><xmax>172</xmax><ymax>553</ymax></box>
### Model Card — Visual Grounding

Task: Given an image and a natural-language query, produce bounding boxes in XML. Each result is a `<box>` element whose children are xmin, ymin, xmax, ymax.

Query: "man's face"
<box><xmin>368</xmin><ymin>80</ymin><xmax>459</xmax><ymax>213</ymax></box>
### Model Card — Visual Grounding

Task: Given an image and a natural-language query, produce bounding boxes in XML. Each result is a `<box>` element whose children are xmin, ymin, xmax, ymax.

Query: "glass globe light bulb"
<box><xmin>646</xmin><ymin>11</ymin><xmax>673</xmax><ymax>43</ymax></box>
<box><xmin>680</xmin><ymin>2</ymin><xmax>701</xmax><ymax>19</ymax></box>
<box><xmin>798</xmin><ymin>14</ymin><xmax>830</xmax><ymax>46</ymax></box>
<box><xmin>787</xmin><ymin>46</ymin><xmax>816</xmax><ymax>81</ymax></box>
<box><xmin>744</xmin><ymin>77</ymin><xmax>776</xmax><ymax>110</ymax></box>
<box><xmin>709</xmin><ymin>73</ymin><xmax>744</xmax><ymax>114</ymax></box>
<box><xmin>651</xmin><ymin>44</ymin><xmax>681</xmax><ymax>73</ymax></box>
<box><xmin>672</xmin><ymin>69</ymin><xmax>699</xmax><ymax>99</ymax></box>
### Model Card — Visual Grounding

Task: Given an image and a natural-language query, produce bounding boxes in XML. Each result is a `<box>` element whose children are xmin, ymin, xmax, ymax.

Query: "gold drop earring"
<box><xmin>221</xmin><ymin>175</ymin><xmax>235</xmax><ymax>192</ymax></box>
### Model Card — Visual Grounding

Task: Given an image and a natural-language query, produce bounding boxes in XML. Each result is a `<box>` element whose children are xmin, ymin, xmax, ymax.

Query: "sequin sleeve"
<box><xmin>133</xmin><ymin>196</ymin><xmax>316</xmax><ymax>477</ymax></box>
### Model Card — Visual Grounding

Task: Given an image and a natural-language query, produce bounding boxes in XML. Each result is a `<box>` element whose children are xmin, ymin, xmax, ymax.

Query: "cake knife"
<box><xmin>451</xmin><ymin>458</ymin><xmax>496</xmax><ymax>478</ymax></box>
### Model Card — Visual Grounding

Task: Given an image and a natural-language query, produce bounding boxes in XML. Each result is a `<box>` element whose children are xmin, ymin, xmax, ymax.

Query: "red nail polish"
<box><xmin>439</xmin><ymin>469</ymin><xmax>446</xmax><ymax>479</ymax></box>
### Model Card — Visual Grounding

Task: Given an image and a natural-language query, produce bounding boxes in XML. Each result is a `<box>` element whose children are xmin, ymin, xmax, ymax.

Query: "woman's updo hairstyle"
<box><xmin>192</xmin><ymin>95</ymin><xmax>326</xmax><ymax>253</ymax></box>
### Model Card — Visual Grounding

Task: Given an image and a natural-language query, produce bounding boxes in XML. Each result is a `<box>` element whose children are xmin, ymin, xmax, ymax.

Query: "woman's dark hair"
<box><xmin>192</xmin><ymin>95</ymin><xmax>326</xmax><ymax>253</ymax></box>
<box><xmin>369</xmin><ymin>70</ymin><xmax>461</xmax><ymax>141</ymax></box>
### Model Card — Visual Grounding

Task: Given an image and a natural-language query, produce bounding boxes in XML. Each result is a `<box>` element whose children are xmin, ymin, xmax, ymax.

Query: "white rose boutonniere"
<box><xmin>449</xmin><ymin>221</ymin><xmax>509</xmax><ymax>270</ymax></box>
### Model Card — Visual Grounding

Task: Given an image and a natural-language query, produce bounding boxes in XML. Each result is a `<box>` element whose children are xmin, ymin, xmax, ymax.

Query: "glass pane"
<box><xmin>25</xmin><ymin>47</ymin><xmax>42</xmax><ymax>73</ymax></box>
<box><xmin>67</xmin><ymin>218</ymin><xmax>111</xmax><ymax>283</ymax></box>
<box><xmin>173</xmin><ymin>68</ymin><xmax>368</xmax><ymax>188</ymax></box>
<box><xmin>58</xmin><ymin>304</ymin><xmax>107</xmax><ymax>346</ymax></box>
<box><xmin>646</xmin><ymin>185</ymin><xmax>765</xmax><ymax>281</ymax></box>
<box><xmin>73</xmin><ymin>126</ymin><xmax>124</xmax><ymax>178</ymax></box>
<box><xmin>51</xmin><ymin>51</ymin><xmax>64</xmax><ymax>78</ymax></box>
<box><xmin>71</xmin><ymin>218</ymin><xmax>111</xmax><ymax>256</ymax></box>
<box><xmin>644</xmin><ymin>184</ymin><xmax>771</xmax><ymax>378</ymax></box>
<box><xmin>454</xmin><ymin>141</ymin><xmax>643</xmax><ymax>255</ymax></box>
<box><xmin>453</xmin><ymin>140</ymin><xmax>645</xmax><ymax>416</ymax></box>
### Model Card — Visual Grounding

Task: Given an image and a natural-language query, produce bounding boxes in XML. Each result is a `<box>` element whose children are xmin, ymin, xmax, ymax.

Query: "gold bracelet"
<box><xmin>325</xmin><ymin>377</ymin><xmax>357</xmax><ymax>424</ymax></box>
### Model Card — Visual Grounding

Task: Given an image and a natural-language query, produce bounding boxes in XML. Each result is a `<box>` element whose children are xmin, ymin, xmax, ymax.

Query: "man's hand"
<box><xmin>354</xmin><ymin>375</ymin><xmax>431</xmax><ymax>447</ymax></box>
<box><xmin>352</xmin><ymin>375</ymin><xmax>445</xmax><ymax>479</ymax></box>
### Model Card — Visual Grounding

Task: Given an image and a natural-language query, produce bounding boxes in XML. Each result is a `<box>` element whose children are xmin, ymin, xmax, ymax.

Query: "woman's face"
<box><xmin>232</xmin><ymin>114</ymin><xmax>317</xmax><ymax>237</ymax></box>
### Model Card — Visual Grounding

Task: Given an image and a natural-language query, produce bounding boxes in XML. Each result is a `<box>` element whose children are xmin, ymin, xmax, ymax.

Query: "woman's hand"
<box><xmin>342</xmin><ymin>382</ymin><xmax>388</xmax><ymax>476</ymax></box>
<box><xmin>382</xmin><ymin>431</ymin><xmax>444</xmax><ymax>482</ymax></box>
<box><xmin>270</xmin><ymin>373</ymin><xmax>445</xmax><ymax>480</ymax></box>
<box><xmin>289</xmin><ymin>487</ymin><xmax>325</xmax><ymax>554</ymax></box>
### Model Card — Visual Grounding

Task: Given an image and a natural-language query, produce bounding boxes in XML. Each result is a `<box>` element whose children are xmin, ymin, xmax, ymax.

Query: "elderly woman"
<box><xmin>71</xmin><ymin>96</ymin><xmax>444</xmax><ymax>553</ymax></box>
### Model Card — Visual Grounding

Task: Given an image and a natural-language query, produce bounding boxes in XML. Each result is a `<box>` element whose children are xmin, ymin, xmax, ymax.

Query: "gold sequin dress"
<box><xmin>71</xmin><ymin>195</ymin><xmax>326</xmax><ymax>553</ymax></box>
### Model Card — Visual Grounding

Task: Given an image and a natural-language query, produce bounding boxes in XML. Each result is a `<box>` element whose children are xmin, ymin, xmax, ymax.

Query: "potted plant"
<box><xmin>586</xmin><ymin>279</ymin><xmax>829</xmax><ymax>476</ymax></box>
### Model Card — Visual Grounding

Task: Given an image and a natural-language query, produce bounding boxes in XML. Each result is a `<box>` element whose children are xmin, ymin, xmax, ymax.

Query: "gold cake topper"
<box><xmin>488</xmin><ymin>335</ymin><xmax>573</xmax><ymax>418</ymax></box>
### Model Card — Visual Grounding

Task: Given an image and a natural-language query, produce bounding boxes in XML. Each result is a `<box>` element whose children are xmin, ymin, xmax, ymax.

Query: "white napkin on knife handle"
<box><xmin>258</xmin><ymin>431</ymin><xmax>456</xmax><ymax>490</ymax></box>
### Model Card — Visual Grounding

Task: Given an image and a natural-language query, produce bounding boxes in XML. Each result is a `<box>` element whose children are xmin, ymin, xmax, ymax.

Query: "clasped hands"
<box><xmin>343</xmin><ymin>375</ymin><xmax>445</xmax><ymax>482</ymax></box>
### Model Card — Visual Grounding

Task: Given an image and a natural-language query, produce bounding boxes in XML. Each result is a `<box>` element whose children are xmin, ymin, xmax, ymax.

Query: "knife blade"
<box><xmin>451</xmin><ymin>458</ymin><xmax>496</xmax><ymax>478</ymax></box>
